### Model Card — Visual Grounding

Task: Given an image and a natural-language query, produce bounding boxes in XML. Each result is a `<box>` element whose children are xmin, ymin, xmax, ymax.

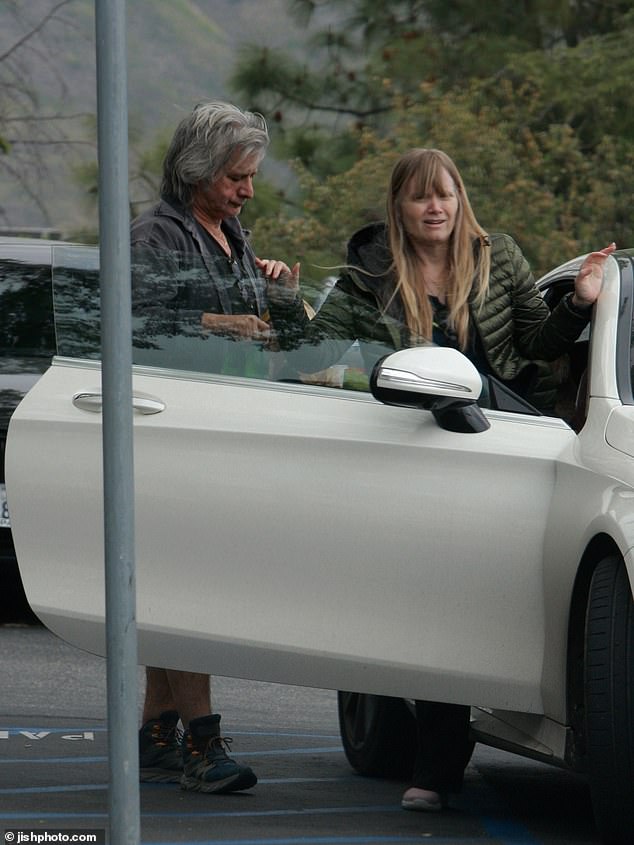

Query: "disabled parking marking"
<box><xmin>0</xmin><ymin>725</ymin><xmax>105</xmax><ymax>733</ymax></box>
<box><xmin>0</xmin><ymin>725</ymin><xmax>547</xmax><ymax>845</ymax></box>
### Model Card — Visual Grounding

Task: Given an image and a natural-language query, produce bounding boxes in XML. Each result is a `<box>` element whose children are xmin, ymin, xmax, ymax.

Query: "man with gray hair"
<box><xmin>131</xmin><ymin>101</ymin><xmax>300</xmax><ymax>794</ymax></box>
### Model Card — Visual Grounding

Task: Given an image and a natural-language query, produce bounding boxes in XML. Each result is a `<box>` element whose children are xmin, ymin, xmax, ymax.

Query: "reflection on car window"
<box><xmin>51</xmin><ymin>248</ymin><xmax>591</xmax><ymax>419</ymax></box>
<box><xmin>50</xmin><ymin>246</ymin><xmax>392</xmax><ymax>390</ymax></box>
<box><xmin>0</xmin><ymin>258</ymin><xmax>55</xmax><ymax>361</ymax></box>
<box><xmin>52</xmin><ymin>245</ymin><xmax>101</xmax><ymax>360</ymax></box>
<box><xmin>128</xmin><ymin>246</ymin><xmax>395</xmax><ymax>389</ymax></box>
<box><xmin>132</xmin><ymin>245</ymin><xmax>270</xmax><ymax>378</ymax></box>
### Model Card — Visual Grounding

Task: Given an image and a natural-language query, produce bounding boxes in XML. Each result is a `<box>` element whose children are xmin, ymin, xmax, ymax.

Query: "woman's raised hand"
<box><xmin>572</xmin><ymin>243</ymin><xmax>616</xmax><ymax>308</ymax></box>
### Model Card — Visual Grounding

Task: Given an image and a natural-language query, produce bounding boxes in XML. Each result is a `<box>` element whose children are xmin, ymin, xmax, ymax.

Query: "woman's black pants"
<box><xmin>411</xmin><ymin>700</ymin><xmax>473</xmax><ymax>793</ymax></box>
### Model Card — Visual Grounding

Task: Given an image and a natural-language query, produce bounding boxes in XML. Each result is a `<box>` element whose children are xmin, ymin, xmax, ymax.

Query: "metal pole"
<box><xmin>94</xmin><ymin>1</ymin><xmax>140</xmax><ymax>842</ymax></box>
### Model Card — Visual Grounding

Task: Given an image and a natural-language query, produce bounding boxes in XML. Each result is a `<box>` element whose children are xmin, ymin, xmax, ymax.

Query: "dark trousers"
<box><xmin>411</xmin><ymin>700</ymin><xmax>472</xmax><ymax>793</ymax></box>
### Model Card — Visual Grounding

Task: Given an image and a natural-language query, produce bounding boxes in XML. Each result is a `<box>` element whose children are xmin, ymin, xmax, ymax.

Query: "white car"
<box><xmin>5</xmin><ymin>244</ymin><xmax>633</xmax><ymax>844</ymax></box>
<box><xmin>0</xmin><ymin>236</ymin><xmax>58</xmax><ymax>622</ymax></box>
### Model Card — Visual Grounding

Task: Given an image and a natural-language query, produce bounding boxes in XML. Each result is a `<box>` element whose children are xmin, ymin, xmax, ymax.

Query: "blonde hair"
<box><xmin>386</xmin><ymin>148</ymin><xmax>490</xmax><ymax>349</ymax></box>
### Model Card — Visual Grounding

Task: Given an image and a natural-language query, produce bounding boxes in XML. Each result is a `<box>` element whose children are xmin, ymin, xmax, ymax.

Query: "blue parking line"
<box><xmin>0</xmin><ymin>776</ymin><xmax>353</xmax><ymax>795</ymax></box>
<box><xmin>0</xmin><ymin>824</ymin><xmax>530</xmax><ymax>845</ymax></box>
<box><xmin>0</xmin><ymin>747</ymin><xmax>343</xmax><ymax>765</ymax></box>
<box><xmin>0</xmin><ymin>814</ymin><xmax>109</xmax><ymax>820</ymax></box>
<box><xmin>0</xmin><ymin>809</ymin><xmax>394</xmax><ymax>824</ymax></box>
<box><xmin>232</xmin><ymin>731</ymin><xmax>341</xmax><ymax>740</ymax></box>
<box><xmin>257</xmin><ymin>776</ymin><xmax>352</xmax><ymax>784</ymax></box>
<box><xmin>0</xmin><ymin>784</ymin><xmax>107</xmax><ymax>794</ymax></box>
<box><xmin>0</xmin><ymin>728</ymin><xmax>546</xmax><ymax>845</ymax></box>
<box><xmin>481</xmin><ymin>817</ymin><xmax>542</xmax><ymax>844</ymax></box>
<box><xmin>146</xmin><ymin>838</ymin><xmax>520</xmax><ymax>845</ymax></box>
<box><xmin>0</xmin><ymin>805</ymin><xmax>546</xmax><ymax>844</ymax></box>
<box><xmin>143</xmin><ymin>838</ymin><xmax>450</xmax><ymax>845</ymax></box>
<box><xmin>0</xmin><ymin>756</ymin><xmax>107</xmax><ymax>764</ymax></box>
<box><xmin>233</xmin><ymin>746</ymin><xmax>342</xmax><ymax>757</ymax></box>
<box><xmin>0</xmin><ymin>806</ymin><xmax>400</xmax><ymax>822</ymax></box>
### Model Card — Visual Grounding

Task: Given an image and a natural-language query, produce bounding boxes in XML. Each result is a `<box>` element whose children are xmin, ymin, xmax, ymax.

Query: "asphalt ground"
<box><xmin>1</xmin><ymin>625</ymin><xmax>602</xmax><ymax>845</ymax></box>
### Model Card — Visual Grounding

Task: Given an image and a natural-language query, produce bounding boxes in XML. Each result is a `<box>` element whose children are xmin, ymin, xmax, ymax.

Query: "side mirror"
<box><xmin>370</xmin><ymin>347</ymin><xmax>490</xmax><ymax>433</ymax></box>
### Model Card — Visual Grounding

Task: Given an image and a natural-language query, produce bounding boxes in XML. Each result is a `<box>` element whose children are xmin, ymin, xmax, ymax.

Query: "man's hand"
<box><xmin>572</xmin><ymin>242</ymin><xmax>616</xmax><ymax>309</ymax></box>
<box><xmin>201</xmin><ymin>312</ymin><xmax>271</xmax><ymax>340</ymax></box>
<box><xmin>256</xmin><ymin>257</ymin><xmax>300</xmax><ymax>304</ymax></box>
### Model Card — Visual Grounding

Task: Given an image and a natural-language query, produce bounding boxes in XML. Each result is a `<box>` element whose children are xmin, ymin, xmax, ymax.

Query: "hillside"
<box><xmin>0</xmin><ymin>0</ymin><xmax>307</xmax><ymax>233</ymax></box>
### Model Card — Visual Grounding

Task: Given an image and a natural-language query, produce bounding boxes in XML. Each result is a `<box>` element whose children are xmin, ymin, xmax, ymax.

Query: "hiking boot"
<box><xmin>139</xmin><ymin>709</ymin><xmax>183</xmax><ymax>783</ymax></box>
<box><xmin>181</xmin><ymin>713</ymin><xmax>257</xmax><ymax>794</ymax></box>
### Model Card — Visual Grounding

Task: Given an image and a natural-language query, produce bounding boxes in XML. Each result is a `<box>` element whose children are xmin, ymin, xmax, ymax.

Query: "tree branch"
<box><xmin>4</xmin><ymin>113</ymin><xmax>94</xmax><ymax>123</ymax></box>
<box><xmin>0</xmin><ymin>0</ymin><xmax>74</xmax><ymax>64</ymax></box>
<box><xmin>6</xmin><ymin>139</ymin><xmax>95</xmax><ymax>147</ymax></box>
<box><xmin>266</xmin><ymin>84</ymin><xmax>391</xmax><ymax>119</ymax></box>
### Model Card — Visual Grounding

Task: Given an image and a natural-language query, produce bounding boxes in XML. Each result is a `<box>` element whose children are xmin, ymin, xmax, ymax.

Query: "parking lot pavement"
<box><xmin>1</xmin><ymin>625</ymin><xmax>600</xmax><ymax>845</ymax></box>
<box><xmin>0</xmin><ymin>715</ymin><xmax>485</xmax><ymax>845</ymax></box>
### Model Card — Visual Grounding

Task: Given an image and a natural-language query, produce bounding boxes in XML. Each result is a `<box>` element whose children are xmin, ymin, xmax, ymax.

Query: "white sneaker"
<box><xmin>401</xmin><ymin>786</ymin><xmax>444</xmax><ymax>812</ymax></box>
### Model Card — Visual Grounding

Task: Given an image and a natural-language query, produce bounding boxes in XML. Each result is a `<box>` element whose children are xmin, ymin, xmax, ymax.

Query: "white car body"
<box><xmin>5</xmin><ymin>245</ymin><xmax>634</xmax><ymax>842</ymax></box>
<box><xmin>10</xmin><ymin>360</ymin><xmax>583</xmax><ymax>707</ymax></box>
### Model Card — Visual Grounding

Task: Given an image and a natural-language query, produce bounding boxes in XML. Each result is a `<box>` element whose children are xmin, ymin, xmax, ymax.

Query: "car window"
<box><xmin>48</xmin><ymin>245</ymin><xmax>387</xmax><ymax>389</ymax></box>
<box><xmin>0</xmin><ymin>254</ymin><xmax>55</xmax><ymax>362</ymax></box>
<box><xmin>49</xmin><ymin>247</ymin><xmax>589</xmax><ymax>421</ymax></box>
<box><xmin>51</xmin><ymin>244</ymin><xmax>101</xmax><ymax>360</ymax></box>
<box><xmin>540</xmin><ymin>276</ymin><xmax>591</xmax><ymax>429</ymax></box>
<box><xmin>56</xmin><ymin>245</ymin><xmax>394</xmax><ymax>391</ymax></box>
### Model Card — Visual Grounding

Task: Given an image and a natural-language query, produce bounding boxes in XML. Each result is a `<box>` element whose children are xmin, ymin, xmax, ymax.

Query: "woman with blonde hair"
<box><xmin>284</xmin><ymin>147</ymin><xmax>612</xmax><ymax>412</ymax></box>
<box><xmin>280</xmin><ymin>148</ymin><xmax>613</xmax><ymax>809</ymax></box>
<box><xmin>385</xmin><ymin>148</ymin><xmax>490</xmax><ymax>352</ymax></box>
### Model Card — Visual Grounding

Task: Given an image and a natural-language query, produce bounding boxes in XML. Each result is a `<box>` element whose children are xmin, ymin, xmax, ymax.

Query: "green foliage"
<box><xmin>59</xmin><ymin>0</ymin><xmax>634</xmax><ymax>275</ymax></box>
<box><xmin>239</xmin><ymin>1</ymin><xmax>634</xmax><ymax>281</ymax></box>
<box><xmin>232</xmin><ymin>0</ymin><xmax>634</xmax><ymax>160</ymax></box>
<box><xmin>251</xmin><ymin>52</ymin><xmax>634</xmax><ymax>280</ymax></box>
<box><xmin>239</xmin><ymin>178</ymin><xmax>286</xmax><ymax>232</ymax></box>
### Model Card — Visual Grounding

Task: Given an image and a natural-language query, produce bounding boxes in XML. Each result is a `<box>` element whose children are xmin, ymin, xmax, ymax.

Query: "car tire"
<box><xmin>584</xmin><ymin>555</ymin><xmax>634</xmax><ymax>844</ymax></box>
<box><xmin>337</xmin><ymin>691</ymin><xmax>417</xmax><ymax>779</ymax></box>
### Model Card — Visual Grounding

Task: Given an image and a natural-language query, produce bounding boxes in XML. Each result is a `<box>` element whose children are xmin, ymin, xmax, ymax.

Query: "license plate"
<box><xmin>0</xmin><ymin>483</ymin><xmax>10</xmax><ymax>528</ymax></box>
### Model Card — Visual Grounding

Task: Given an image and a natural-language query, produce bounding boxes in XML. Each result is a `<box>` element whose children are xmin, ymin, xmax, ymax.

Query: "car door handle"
<box><xmin>72</xmin><ymin>392</ymin><xmax>166</xmax><ymax>415</ymax></box>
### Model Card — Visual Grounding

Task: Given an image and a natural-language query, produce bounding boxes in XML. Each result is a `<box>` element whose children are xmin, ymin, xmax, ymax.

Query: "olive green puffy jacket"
<box><xmin>289</xmin><ymin>223</ymin><xmax>589</xmax><ymax>411</ymax></box>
